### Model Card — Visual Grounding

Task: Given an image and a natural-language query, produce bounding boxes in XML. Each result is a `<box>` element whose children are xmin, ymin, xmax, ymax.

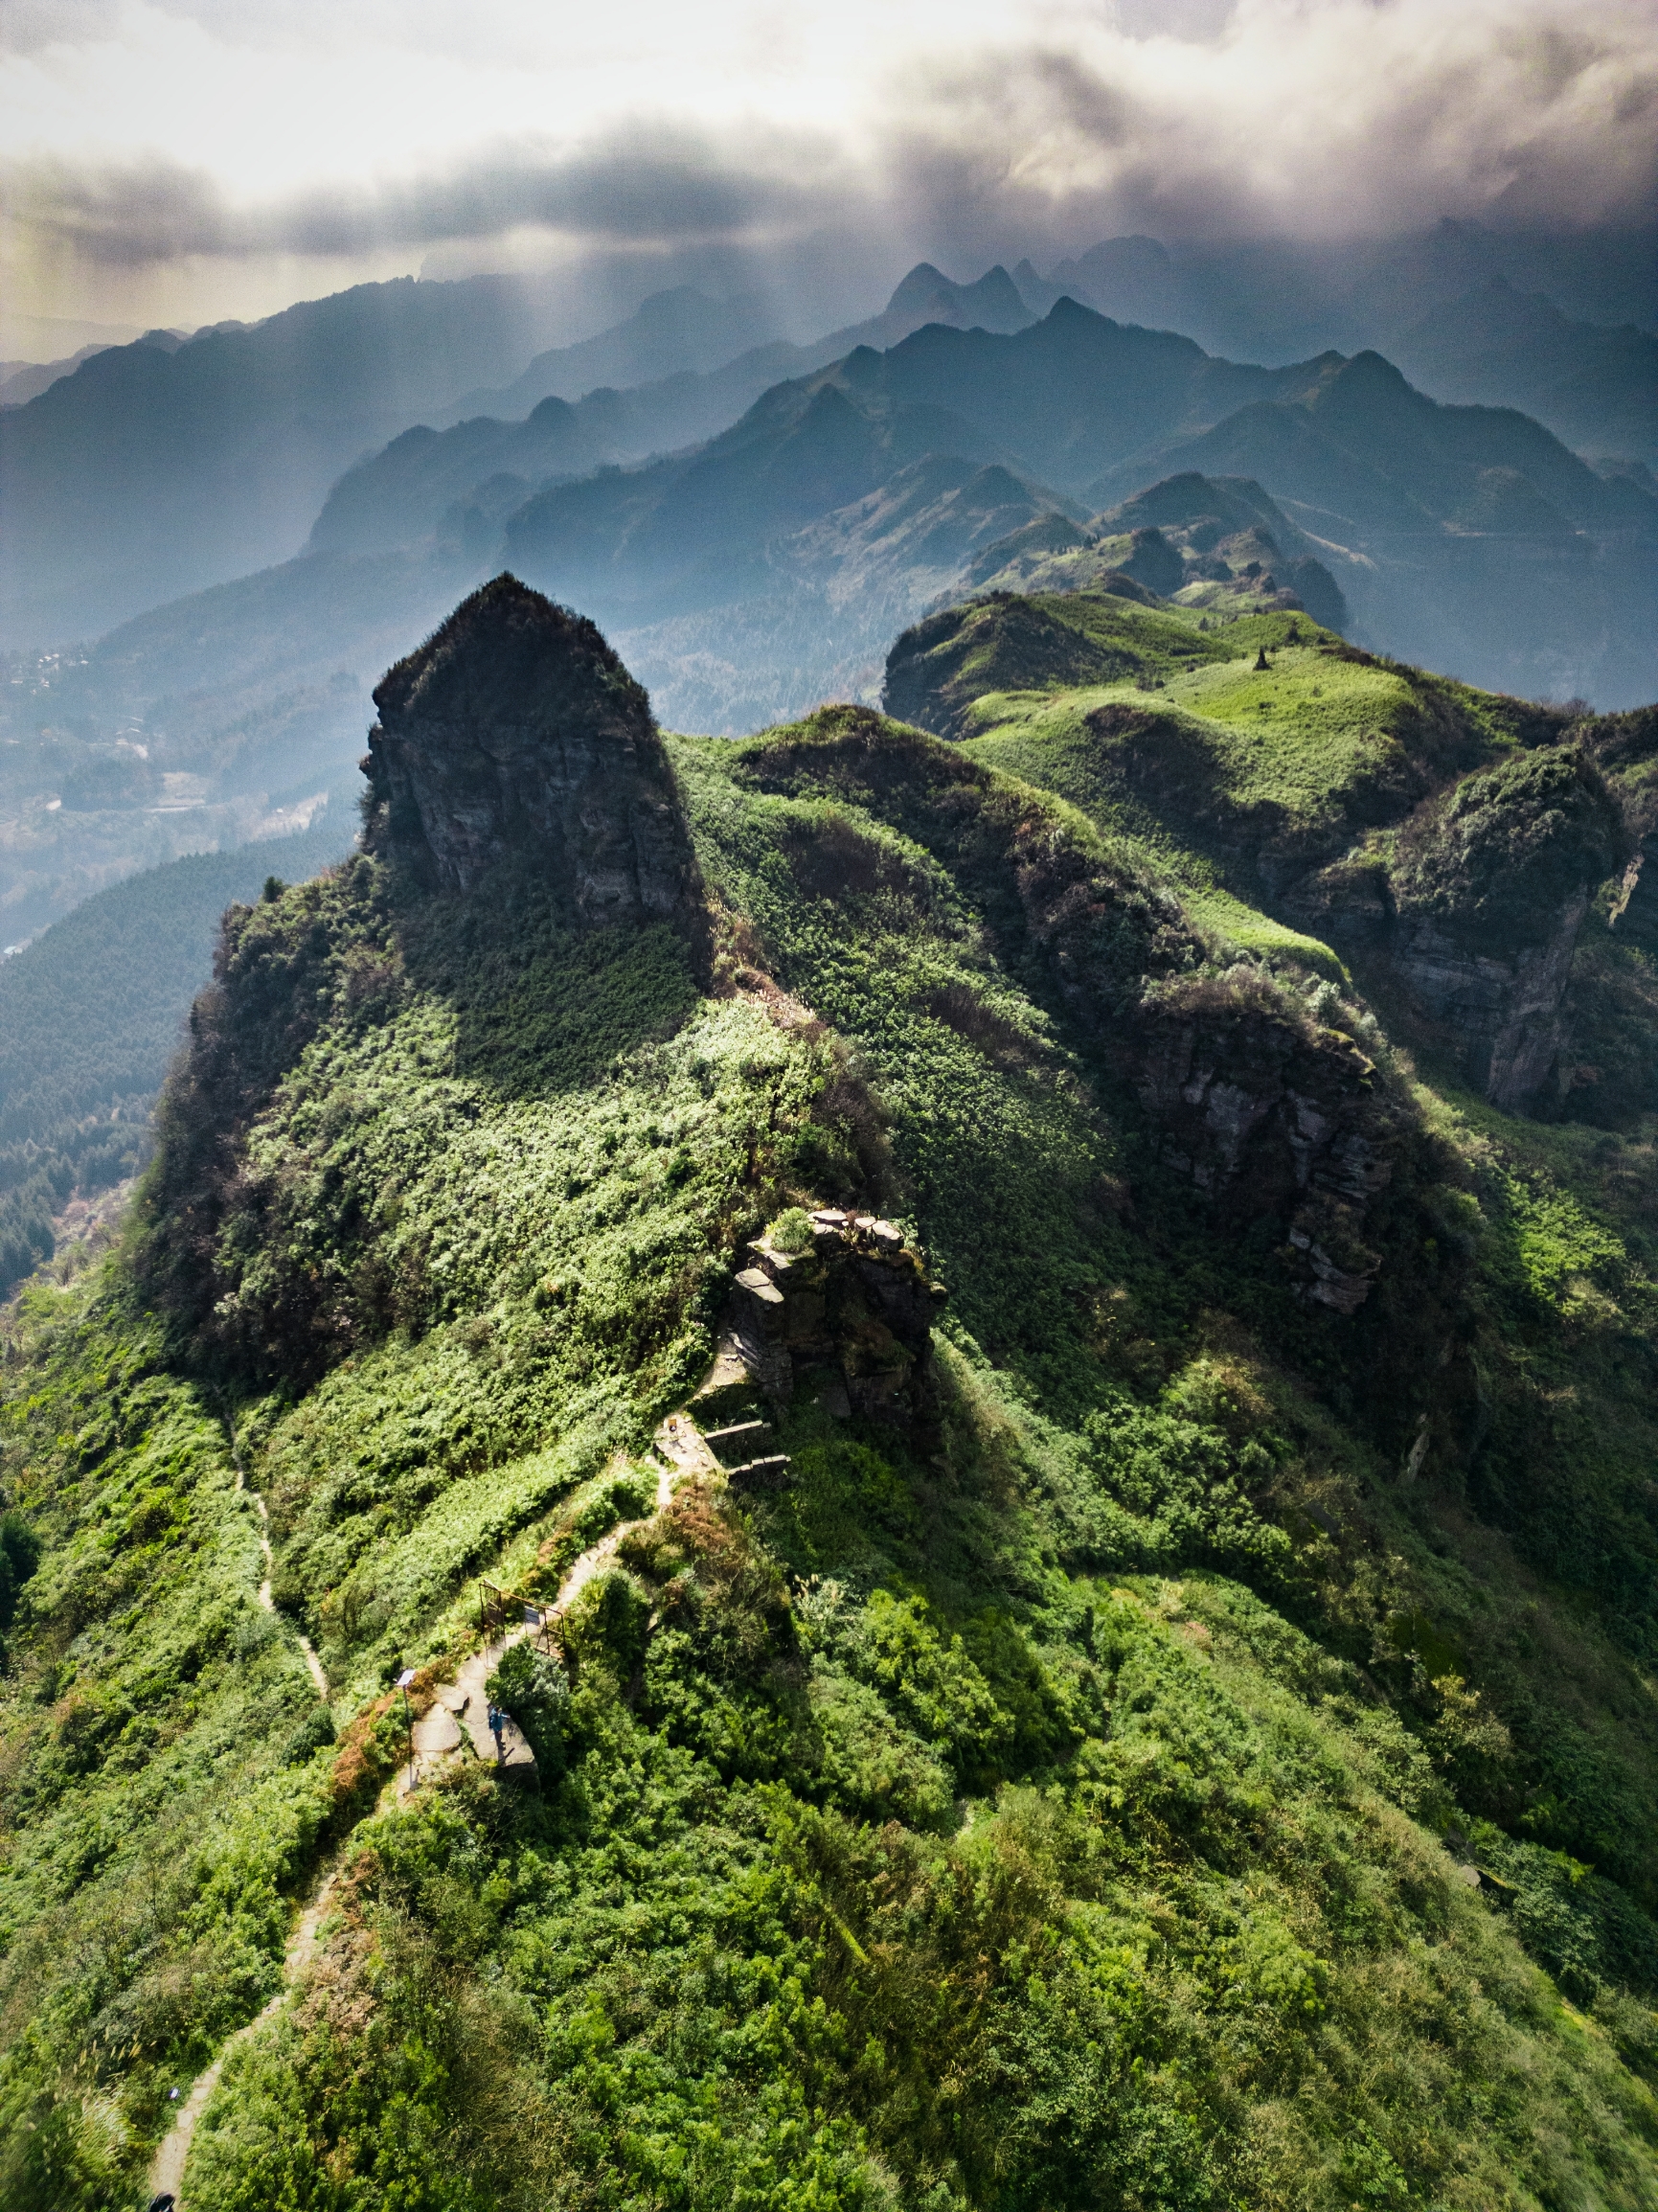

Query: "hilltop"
<box><xmin>3</xmin><ymin>575</ymin><xmax>1658</xmax><ymax>2207</ymax></box>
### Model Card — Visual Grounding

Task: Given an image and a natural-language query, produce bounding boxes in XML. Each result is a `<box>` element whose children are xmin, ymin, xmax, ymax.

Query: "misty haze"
<box><xmin>2</xmin><ymin>5</ymin><xmax>1658</xmax><ymax>2207</ymax></box>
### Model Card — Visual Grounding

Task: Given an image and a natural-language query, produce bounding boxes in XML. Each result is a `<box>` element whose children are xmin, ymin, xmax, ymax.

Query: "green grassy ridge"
<box><xmin>913</xmin><ymin>589</ymin><xmax>1658</xmax><ymax>1130</ymax></box>
<box><xmin>2</xmin><ymin>689</ymin><xmax>1658</xmax><ymax>2201</ymax></box>
<box><xmin>954</xmin><ymin>624</ymin><xmax>1530</xmax><ymax>879</ymax></box>
<box><xmin>685</xmin><ymin>711</ymin><xmax>1658</xmax><ymax>1885</ymax></box>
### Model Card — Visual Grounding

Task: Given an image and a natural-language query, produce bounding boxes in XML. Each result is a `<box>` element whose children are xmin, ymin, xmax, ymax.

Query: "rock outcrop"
<box><xmin>693</xmin><ymin>1210</ymin><xmax>946</xmax><ymax>1462</ymax></box>
<box><xmin>1390</xmin><ymin>901</ymin><xmax>1587</xmax><ymax>1110</ymax></box>
<box><xmin>361</xmin><ymin>573</ymin><xmax>701</xmax><ymax>928</ymax></box>
<box><xmin>1130</xmin><ymin>980</ymin><xmax>1390</xmax><ymax>1310</ymax></box>
<box><xmin>1290</xmin><ymin>745</ymin><xmax>1624</xmax><ymax>1112</ymax></box>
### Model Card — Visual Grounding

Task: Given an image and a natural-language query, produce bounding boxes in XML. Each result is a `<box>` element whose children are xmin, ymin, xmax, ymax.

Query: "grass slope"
<box><xmin>1</xmin><ymin>673</ymin><xmax>1656</xmax><ymax>2206</ymax></box>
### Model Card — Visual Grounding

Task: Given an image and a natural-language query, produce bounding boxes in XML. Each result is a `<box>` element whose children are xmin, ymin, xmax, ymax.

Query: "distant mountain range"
<box><xmin>488</xmin><ymin>305</ymin><xmax>1656</xmax><ymax>718</ymax></box>
<box><xmin>0</xmin><ymin>275</ymin><xmax>560</xmax><ymax>646</ymax></box>
<box><xmin>0</xmin><ymin>343</ymin><xmax>118</xmax><ymax>409</ymax></box>
<box><xmin>5</xmin><ymin>226</ymin><xmax>1651</xmax><ymax>661</ymax></box>
<box><xmin>1387</xmin><ymin>278</ymin><xmax>1657</xmax><ymax>465</ymax></box>
<box><xmin>1006</xmin><ymin>218</ymin><xmax>1658</xmax><ymax>377</ymax></box>
<box><xmin>0</xmin><ymin>260</ymin><xmax>1040</xmax><ymax>650</ymax></box>
<box><xmin>309</xmin><ymin>263</ymin><xmax>1042</xmax><ymax>561</ymax></box>
<box><xmin>435</xmin><ymin>261</ymin><xmax>1033</xmax><ymax>427</ymax></box>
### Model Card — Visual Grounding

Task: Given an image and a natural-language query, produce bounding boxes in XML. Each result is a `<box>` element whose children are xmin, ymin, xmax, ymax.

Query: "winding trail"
<box><xmin>223</xmin><ymin>1410</ymin><xmax>329</xmax><ymax>1699</ymax></box>
<box><xmin>148</xmin><ymin>1436</ymin><xmax>693</xmax><ymax>2205</ymax></box>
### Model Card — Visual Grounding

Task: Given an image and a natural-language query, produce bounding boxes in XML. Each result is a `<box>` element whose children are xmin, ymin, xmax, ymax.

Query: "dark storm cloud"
<box><xmin>7</xmin><ymin>1</ymin><xmax>1656</xmax><ymax>289</ymax></box>
<box><xmin>882</xmin><ymin>15</ymin><xmax>1658</xmax><ymax>249</ymax></box>
<box><xmin>4</xmin><ymin>127</ymin><xmax>848</xmax><ymax>267</ymax></box>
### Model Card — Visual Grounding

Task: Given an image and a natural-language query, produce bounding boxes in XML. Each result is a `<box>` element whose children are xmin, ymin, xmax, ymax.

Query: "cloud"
<box><xmin>4</xmin><ymin>0</ymin><xmax>1655</xmax><ymax>330</ymax></box>
<box><xmin>0</xmin><ymin>0</ymin><xmax>124</xmax><ymax>58</ymax></box>
<box><xmin>3</xmin><ymin>125</ymin><xmax>854</xmax><ymax>267</ymax></box>
<box><xmin>884</xmin><ymin>0</ymin><xmax>1658</xmax><ymax>244</ymax></box>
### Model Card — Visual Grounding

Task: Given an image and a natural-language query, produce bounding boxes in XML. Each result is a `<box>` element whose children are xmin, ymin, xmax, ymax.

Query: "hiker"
<box><xmin>149</xmin><ymin>2195</ymin><xmax>177</xmax><ymax>2211</ymax></box>
<box><xmin>488</xmin><ymin>1703</ymin><xmax>506</xmax><ymax>1766</ymax></box>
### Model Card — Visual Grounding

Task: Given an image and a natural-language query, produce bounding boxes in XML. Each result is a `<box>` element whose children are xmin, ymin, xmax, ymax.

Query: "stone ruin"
<box><xmin>682</xmin><ymin>1208</ymin><xmax>947</xmax><ymax>1488</ymax></box>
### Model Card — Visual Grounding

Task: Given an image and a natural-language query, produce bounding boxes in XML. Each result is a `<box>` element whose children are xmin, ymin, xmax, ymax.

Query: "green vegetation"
<box><xmin>0</xmin><ymin>819</ymin><xmax>349</xmax><ymax>1298</ymax></box>
<box><xmin>2</xmin><ymin>592</ymin><xmax>1658</xmax><ymax>2208</ymax></box>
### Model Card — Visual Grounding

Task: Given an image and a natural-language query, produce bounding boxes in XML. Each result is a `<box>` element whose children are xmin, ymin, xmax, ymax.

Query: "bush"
<box><xmin>486</xmin><ymin>1640</ymin><xmax>572</xmax><ymax>1774</ymax></box>
<box><xmin>0</xmin><ymin>1511</ymin><xmax>41</xmax><ymax>1635</ymax></box>
<box><xmin>561</xmin><ymin>1568</ymin><xmax>651</xmax><ymax>1684</ymax></box>
<box><xmin>282</xmin><ymin>1703</ymin><xmax>337</xmax><ymax>1766</ymax></box>
<box><xmin>770</xmin><ymin>1205</ymin><xmax>815</xmax><ymax>1253</ymax></box>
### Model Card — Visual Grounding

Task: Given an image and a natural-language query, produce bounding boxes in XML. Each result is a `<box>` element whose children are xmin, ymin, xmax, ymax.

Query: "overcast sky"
<box><xmin>3</xmin><ymin>0</ymin><xmax>1655</xmax><ymax>350</ymax></box>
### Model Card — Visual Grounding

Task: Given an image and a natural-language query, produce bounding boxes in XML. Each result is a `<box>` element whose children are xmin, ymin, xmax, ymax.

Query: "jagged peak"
<box><xmin>372</xmin><ymin>572</ymin><xmax>650</xmax><ymax>741</ymax></box>
<box><xmin>362</xmin><ymin>576</ymin><xmax>701</xmax><ymax>924</ymax></box>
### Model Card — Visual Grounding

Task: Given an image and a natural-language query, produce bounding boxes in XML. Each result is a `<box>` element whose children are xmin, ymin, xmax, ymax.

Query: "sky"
<box><xmin>3</xmin><ymin>0</ymin><xmax>1656</xmax><ymax>353</ymax></box>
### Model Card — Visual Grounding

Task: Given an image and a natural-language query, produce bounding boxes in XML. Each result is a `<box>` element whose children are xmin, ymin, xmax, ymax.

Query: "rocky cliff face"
<box><xmin>362</xmin><ymin>573</ymin><xmax>701</xmax><ymax>928</ymax></box>
<box><xmin>693</xmin><ymin>1209</ymin><xmax>945</xmax><ymax>1452</ymax></box>
<box><xmin>1130</xmin><ymin>980</ymin><xmax>1391</xmax><ymax>1310</ymax></box>
<box><xmin>1290</xmin><ymin>745</ymin><xmax>1624</xmax><ymax>1112</ymax></box>
<box><xmin>1390</xmin><ymin>901</ymin><xmax>1588</xmax><ymax>1110</ymax></box>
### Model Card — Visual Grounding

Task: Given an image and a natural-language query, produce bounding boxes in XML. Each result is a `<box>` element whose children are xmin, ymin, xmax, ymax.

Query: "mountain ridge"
<box><xmin>5</xmin><ymin>577</ymin><xmax>1658</xmax><ymax>2204</ymax></box>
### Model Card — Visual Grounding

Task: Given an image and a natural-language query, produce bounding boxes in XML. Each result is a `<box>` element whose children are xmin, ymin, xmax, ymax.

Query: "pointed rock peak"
<box><xmin>363</xmin><ymin>575</ymin><xmax>701</xmax><ymax>930</ymax></box>
<box><xmin>373</xmin><ymin>573</ymin><xmax>649</xmax><ymax>741</ymax></box>
<box><xmin>1329</xmin><ymin>350</ymin><xmax>1418</xmax><ymax>396</ymax></box>
<box><xmin>886</xmin><ymin>262</ymin><xmax>951</xmax><ymax>312</ymax></box>
<box><xmin>1309</xmin><ymin>350</ymin><xmax>1426</xmax><ymax>422</ymax></box>
<box><xmin>1046</xmin><ymin>294</ymin><xmax>1106</xmax><ymax>324</ymax></box>
<box><xmin>958</xmin><ymin>264</ymin><xmax>1025</xmax><ymax>304</ymax></box>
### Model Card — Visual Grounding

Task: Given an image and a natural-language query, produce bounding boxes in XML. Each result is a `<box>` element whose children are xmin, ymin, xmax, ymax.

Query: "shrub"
<box><xmin>486</xmin><ymin>1641</ymin><xmax>572</xmax><ymax>1774</ymax></box>
<box><xmin>770</xmin><ymin>1205</ymin><xmax>815</xmax><ymax>1253</ymax></box>
<box><xmin>560</xmin><ymin>1568</ymin><xmax>651</xmax><ymax>1683</ymax></box>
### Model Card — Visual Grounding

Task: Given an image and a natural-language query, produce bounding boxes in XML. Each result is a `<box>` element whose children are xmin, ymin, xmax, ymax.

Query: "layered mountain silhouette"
<box><xmin>0</xmin><ymin>275</ymin><xmax>558</xmax><ymax>646</ymax></box>
<box><xmin>441</xmin><ymin>262</ymin><xmax>1034</xmax><ymax>428</ymax></box>
<box><xmin>1387</xmin><ymin>278</ymin><xmax>1657</xmax><ymax>466</ymax></box>
<box><xmin>488</xmin><ymin>307</ymin><xmax>1656</xmax><ymax>712</ymax></box>
<box><xmin>313</xmin><ymin>263</ymin><xmax>1043</xmax><ymax>559</ymax></box>
<box><xmin>0</xmin><ymin>260</ymin><xmax>1040</xmax><ymax>651</ymax></box>
<box><xmin>16</xmin><ymin>291</ymin><xmax>1654</xmax><ymax>792</ymax></box>
<box><xmin>1010</xmin><ymin>219</ymin><xmax>1658</xmax><ymax>391</ymax></box>
<box><xmin>495</xmin><ymin>305</ymin><xmax>1319</xmax><ymax>613</ymax></box>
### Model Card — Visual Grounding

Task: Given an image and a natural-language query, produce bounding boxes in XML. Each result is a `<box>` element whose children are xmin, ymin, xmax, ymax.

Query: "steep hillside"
<box><xmin>1387</xmin><ymin>280</ymin><xmax>1658</xmax><ymax>467</ymax></box>
<box><xmin>0</xmin><ymin>276</ymin><xmax>558</xmax><ymax>649</ymax></box>
<box><xmin>0</xmin><ymin>817</ymin><xmax>352</xmax><ymax>1298</ymax></box>
<box><xmin>4</xmin><ymin>577</ymin><xmax>1658</xmax><ymax>2210</ymax></box>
